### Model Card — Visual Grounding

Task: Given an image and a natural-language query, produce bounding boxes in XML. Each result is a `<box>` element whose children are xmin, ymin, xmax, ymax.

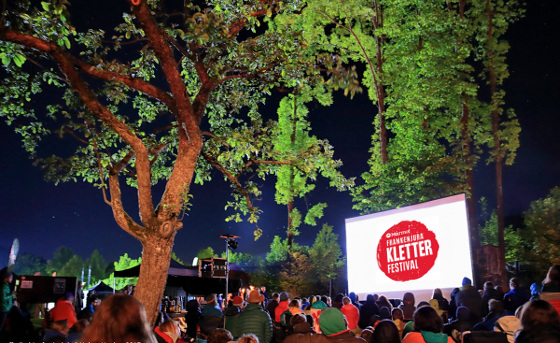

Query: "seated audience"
<box><xmin>402</xmin><ymin>306</ymin><xmax>454</xmax><ymax>343</ymax></box>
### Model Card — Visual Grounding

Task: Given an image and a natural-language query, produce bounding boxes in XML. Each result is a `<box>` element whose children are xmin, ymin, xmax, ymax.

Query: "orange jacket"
<box><xmin>340</xmin><ymin>304</ymin><xmax>360</xmax><ymax>330</ymax></box>
<box><xmin>49</xmin><ymin>299</ymin><xmax>78</xmax><ymax>329</ymax></box>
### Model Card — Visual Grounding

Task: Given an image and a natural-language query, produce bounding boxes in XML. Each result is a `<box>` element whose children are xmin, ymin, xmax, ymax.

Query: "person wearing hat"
<box><xmin>200</xmin><ymin>294</ymin><xmax>224</xmax><ymax>336</ymax></box>
<box><xmin>454</xmin><ymin>277</ymin><xmax>482</xmax><ymax>323</ymax></box>
<box><xmin>202</xmin><ymin>294</ymin><xmax>223</xmax><ymax>317</ymax></box>
<box><xmin>310</xmin><ymin>297</ymin><xmax>328</xmax><ymax>333</ymax></box>
<box><xmin>225</xmin><ymin>295</ymin><xmax>244</xmax><ymax>332</ymax></box>
<box><xmin>232</xmin><ymin>289</ymin><xmax>272</xmax><ymax>343</ymax></box>
<box><xmin>318</xmin><ymin>307</ymin><xmax>366</xmax><ymax>343</ymax></box>
<box><xmin>48</xmin><ymin>292</ymin><xmax>78</xmax><ymax>329</ymax></box>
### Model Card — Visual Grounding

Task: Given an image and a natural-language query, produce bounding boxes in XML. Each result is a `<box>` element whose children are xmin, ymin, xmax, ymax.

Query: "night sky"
<box><xmin>1</xmin><ymin>0</ymin><xmax>559</xmax><ymax>267</ymax></box>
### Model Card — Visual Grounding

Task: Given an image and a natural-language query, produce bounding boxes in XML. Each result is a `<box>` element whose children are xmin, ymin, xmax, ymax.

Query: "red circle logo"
<box><xmin>376</xmin><ymin>220</ymin><xmax>439</xmax><ymax>282</ymax></box>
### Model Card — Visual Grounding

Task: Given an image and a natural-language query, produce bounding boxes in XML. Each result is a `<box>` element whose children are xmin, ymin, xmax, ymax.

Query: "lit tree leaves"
<box><xmin>522</xmin><ymin>187</ymin><xmax>560</xmax><ymax>271</ymax></box>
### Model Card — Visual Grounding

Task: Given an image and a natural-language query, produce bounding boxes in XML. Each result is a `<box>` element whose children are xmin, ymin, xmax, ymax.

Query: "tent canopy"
<box><xmin>114</xmin><ymin>259</ymin><xmax>198</xmax><ymax>278</ymax></box>
<box><xmin>86</xmin><ymin>281</ymin><xmax>115</xmax><ymax>294</ymax></box>
<box><xmin>114</xmin><ymin>260</ymin><xmax>249</xmax><ymax>295</ymax></box>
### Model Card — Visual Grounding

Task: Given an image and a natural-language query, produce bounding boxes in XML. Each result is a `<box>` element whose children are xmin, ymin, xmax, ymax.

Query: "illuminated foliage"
<box><xmin>104</xmin><ymin>253</ymin><xmax>141</xmax><ymax>291</ymax></box>
<box><xmin>0</xmin><ymin>0</ymin><xmax>355</xmax><ymax>322</ymax></box>
<box><xmin>309</xmin><ymin>224</ymin><xmax>345</xmax><ymax>283</ymax></box>
<box><xmin>522</xmin><ymin>187</ymin><xmax>560</xmax><ymax>271</ymax></box>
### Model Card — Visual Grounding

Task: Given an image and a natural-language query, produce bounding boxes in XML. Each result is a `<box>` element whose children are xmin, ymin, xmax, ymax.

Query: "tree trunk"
<box><xmin>287</xmin><ymin>200</ymin><xmax>294</xmax><ymax>247</ymax></box>
<box><xmin>486</xmin><ymin>0</ymin><xmax>507</xmax><ymax>287</ymax></box>
<box><xmin>287</xmin><ymin>97</ymin><xmax>297</xmax><ymax>247</ymax></box>
<box><xmin>461</xmin><ymin>94</ymin><xmax>480</xmax><ymax>279</ymax></box>
<box><xmin>372</xmin><ymin>3</ymin><xmax>388</xmax><ymax>165</ymax></box>
<box><xmin>134</xmin><ymin>228</ymin><xmax>176</xmax><ymax>325</ymax></box>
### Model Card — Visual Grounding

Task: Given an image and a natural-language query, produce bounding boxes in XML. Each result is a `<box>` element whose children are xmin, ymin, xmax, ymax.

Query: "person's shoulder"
<box><xmin>401</xmin><ymin>332</ymin><xmax>422</xmax><ymax>343</ymax></box>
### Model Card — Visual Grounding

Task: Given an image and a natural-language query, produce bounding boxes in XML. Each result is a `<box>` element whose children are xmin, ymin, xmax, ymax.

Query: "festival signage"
<box><xmin>345</xmin><ymin>194</ymin><xmax>473</xmax><ymax>299</ymax></box>
<box><xmin>376</xmin><ymin>220</ymin><xmax>439</xmax><ymax>282</ymax></box>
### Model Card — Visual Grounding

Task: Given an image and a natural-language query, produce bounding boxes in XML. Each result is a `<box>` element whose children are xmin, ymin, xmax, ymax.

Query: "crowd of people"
<box><xmin>0</xmin><ymin>265</ymin><xmax>559</xmax><ymax>343</ymax></box>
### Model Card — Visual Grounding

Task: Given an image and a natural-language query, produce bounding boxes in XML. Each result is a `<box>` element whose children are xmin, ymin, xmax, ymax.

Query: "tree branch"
<box><xmin>201</xmin><ymin>152</ymin><xmax>255</xmax><ymax>212</ymax></box>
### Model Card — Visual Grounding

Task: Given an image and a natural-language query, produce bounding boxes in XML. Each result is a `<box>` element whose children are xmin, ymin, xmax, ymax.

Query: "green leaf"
<box><xmin>13</xmin><ymin>54</ymin><xmax>25</xmax><ymax>67</ymax></box>
<box><xmin>1</xmin><ymin>54</ymin><xmax>10</xmax><ymax>66</ymax></box>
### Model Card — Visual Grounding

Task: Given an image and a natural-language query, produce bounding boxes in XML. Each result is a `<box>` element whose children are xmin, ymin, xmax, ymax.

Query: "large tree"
<box><xmin>0</xmin><ymin>0</ymin><xmax>347</xmax><ymax>322</ymax></box>
<box><xmin>473</xmin><ymin>0</ymin><xmax>523</xmax><ymax>285</ymax></box>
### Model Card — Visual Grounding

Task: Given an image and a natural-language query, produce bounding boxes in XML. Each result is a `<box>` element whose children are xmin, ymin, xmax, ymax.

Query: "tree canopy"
<box><xmin>0</xmin><ymin>0</ymin><xmax>356</xmax><ymax>322</ymax></box>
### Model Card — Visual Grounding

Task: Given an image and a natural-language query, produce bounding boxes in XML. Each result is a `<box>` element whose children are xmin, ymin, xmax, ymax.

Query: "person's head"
<box><xmin>307</xmin><ymin>295</ymin><xmax>316</xmax><ymax>307</ymax></box>
<box><xmin>462</xmin><ymin>277</ymin><xmax>472</xmax><ymax>287</ymax></box>
<box><xmin>366</xmin><ymin>294</ymin><xmax>375</xmax><ymax>303</ymax></box>
<box><xmin>349</xmin><ymin>292</ymin><xmax>358</xmax><ymax>303</ymax></box>
<box><xmin>379</xmin><ymin>306</ymin><xmax>391</xmax><ymax>319</ymax></box>
<box><xmin>80</xmin><ymin>294</ymin><xmax>155</xmax><ymax>343</ymax></box>
<box><xmin>1</xmin><ymin>270</ymin><xmax>12</xmax><ymax>283</ymax></box>
<box><xmin>320</xmin><ymin>295</ymin><xmax>329</xmax><ymax>304</ymax></box>
<box><xmin>544</xmin><ymin>265</ymin><xmax>560</xmax><ymax>284</ymax></box>
<box><xmin>402</xmin><ymin>292</ymin><xmax>415</xmax><ymax>306</ymax></box>
<box><xmin>88</xmin><ymin>294</ymin><xmax>101</xmax><ymax>308</ymax></box>
<box><xmin>519</xmin><ymin>299</ymin><xmax>560</xmax><ymax>330</ymax></box>
<box><xmin>343</xmin><ymin>296</ymin><xmax>351</xmax><ymax>306</ymax></box>
<box><xmin>510</xmin><ymin>277</ymin><xmax>521</xmax><ymax>290</ymax></box>
<box><xmin>51</xmin><ymin>319</ymin><xmax>69</xmax><ymax>335</ymax></box>
<box><xmin>290</xmin><ymin>313</ymin><xmax>307</xmax><ymax>327</ymax></box>
<box><xmin>391</xmin><ymin>308</ymin><xmax>403</xmax><ymax>321</ymax></box>
<box><xmin>334</xmin><ymin>293</ymin><xmax>344</xmax><ymax>303</ymax></box>
<box><xmin>378</xmin><ymin>295</ymin><xmax>390</xmax><ymax>306</ymax></box>
<box><xmin>360</xmin><ymin>328</ymin><xmax>373</xmax><ymax>343</ymax></box>
<box><xmin>450</xmin><ymin>287</ymin><xmax>460</xmax><ymax>298</ymax></box>
<box><xmin>279</xmin><ymin>292</ymin><xmax>289</xmax><ymax>302</ymax></box>
<box><xmin>232</xmin><ymin>295</ymin><xmax>245</xmax><ymax>308</ymax></box>
<box><xmin>237</xmin><ymin>334</ymin><xmax>259</xmax><ymax>343</ymax></box>
<box><xmin>515</xmin><ymin>325</ymin><xmax>560</xmax><ymax>343</ymax></box>
<box><xmin>484</xmin><ymin>281</ymin><xmax>494</xmax><ymax>291</ymax></box>
<box><xmin>413</xmin><ymin>306</ymin><xmax>444</xmax><ymax>333</ymax></box>
<box><xmin>207</xmin><ymin>328</ymin><xmax>233</xmax><ymax>343</ymax></box>
<box><xmin>159</xmin><ymin>319</ymin><xmax>181</xmax><ymax>342</ymax></box>
<box><xmin>261</xmin><ymin>286</ymin><xmax>266</xmax><ymax>292</ymax></box>
<box><xmin>488</xmin><ymin>299</ymin><xmax>504</xmax><ymax>314</ymax></box>
<box><xmin>246</xmin><ymin>289</ymin><xmax>265</xmax><ymax>304</ymax></box>
<box><xmin>63</xmin><ymin>291</ymin><xmax>75</xmax><ymax>302</ymax></box>
<box><xmin>372</xmin><ymin>319</ymin><xmax>400</xmax><ymax>343</ymax></box>
<box><xmin>205</xmin><ymin>294</ymin><xmax>217</xmax><ymax>305</ymax></box>
<box><xmin>289</xmin><ymin>299</ymin><xmax>301</xmax><ymax>309</ymax></box>
<box><xmin>271</xmin><ymin>292</ymin><xmax>279</xmax><ymax>301</ymax></box>
<box><xmin>432</xmin><ymin>288</ymin><xmax>443</xmax><ymax>299</ymax></box>
<box><xmin>530</xmin><ymin>282</ymin><xmax>543</xmax><ymax>296</ymax></box>
<box><xmin>318</xmin><ymin>307</ymin><xmax>348</xmax><ymax>336</ymax></box>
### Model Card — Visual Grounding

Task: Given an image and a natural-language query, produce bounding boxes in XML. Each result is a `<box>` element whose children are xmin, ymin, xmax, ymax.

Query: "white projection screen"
<box><xmin>345</xmin><ymin>194</ymin><xmax>473</xmax><ymax>302</ymax></box>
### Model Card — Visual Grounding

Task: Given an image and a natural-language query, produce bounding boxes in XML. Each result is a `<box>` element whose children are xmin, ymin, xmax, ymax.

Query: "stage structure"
<box><xmin>345</xmin><ymin>193</ymin><xmax>473</xmax><ymax>302</ymax></box>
